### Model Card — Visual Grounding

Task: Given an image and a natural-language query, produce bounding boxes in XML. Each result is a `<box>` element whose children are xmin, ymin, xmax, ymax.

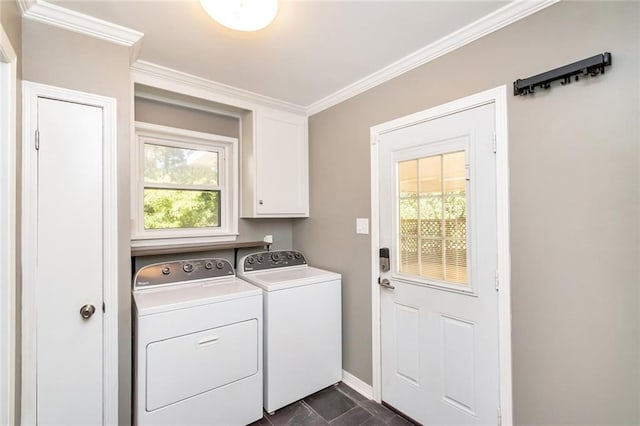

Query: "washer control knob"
<box><xmin>287</xmin><ymin>252</ymin><xmax>295</xmax><ymax>260</ymax></box>
<box><xmin>257</xmin><ymin>255</ymin><xmax>264</xmax><ymax>263</ymax></box>
<box><xmin>247</xmin><ymin>256</ymin><xmax>256</xmax><ymax>264</ymax></box>
<box><xmin>294</xmin><ymin>253</ymin><xmax>302</xmax><ymax>259</ymax></box>
<box><xmin>271</xmin><ymin>252</ymin><xmax>281</xmax><ymax>262</ymax></box>
<box><xmin>204</xmin><ymin>261</ymin><xmax>214</xmax><ymax>270</ymax></box>
<box><xmin>161</xmin><ymin>266</ymin><xmax>171</xmax><ymax>275</ymax></box>
<box><xmin>216</xmin><ymin>261</ymin><xmax>225</xmax><ymax>269</ymax></box>
<box><xmin>183</xmin><ymin>263</ymin><xmax>193</xmax><ymax>273</ymax></box>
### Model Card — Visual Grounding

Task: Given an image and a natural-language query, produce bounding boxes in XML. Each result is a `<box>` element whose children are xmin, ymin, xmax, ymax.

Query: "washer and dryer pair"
<box><xmin>132</xmin><ymin>251</ymin><xmax>341</xmax><ymax>425</ymax></box>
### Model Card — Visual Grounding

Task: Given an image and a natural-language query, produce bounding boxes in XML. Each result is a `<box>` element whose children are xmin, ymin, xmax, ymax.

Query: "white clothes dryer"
<box><xmin>237</xmin><ymin>250</ymin><xmax>342</xmax><ymax>414</ymax></box>
<box><xmin>133</xmin><ymin>258</ymin><xmax>262</xmax><ymax>426</ymax></box>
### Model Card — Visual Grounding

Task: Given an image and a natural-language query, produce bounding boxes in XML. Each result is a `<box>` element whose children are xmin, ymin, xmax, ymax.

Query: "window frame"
<box><xmin>132</xmin><ymin>121</ymin><xmax>238</xmax><ymax>247</ymax></box>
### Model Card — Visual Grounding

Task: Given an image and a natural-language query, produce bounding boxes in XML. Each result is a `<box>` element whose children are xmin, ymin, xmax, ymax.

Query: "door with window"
<box><xmin>378</xmin><ymin>103</ymin><xmax>499</xmax><ymax>424</ymax></box>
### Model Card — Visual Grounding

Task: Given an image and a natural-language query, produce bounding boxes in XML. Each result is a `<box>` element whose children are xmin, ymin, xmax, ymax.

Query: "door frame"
<box><xmin>369</xmin><ymin>86</ymin><xmax>512</xmax><ymax>425</ymax></box>
<box><xmin>21</xmin><ymin>81</ymin><xmax>119</xmax><ymax>425</ymax></box>
<box><xmin>0</xmin><ymin>23</ymin><xmax>17</xmax><ymax>426</ymax></box>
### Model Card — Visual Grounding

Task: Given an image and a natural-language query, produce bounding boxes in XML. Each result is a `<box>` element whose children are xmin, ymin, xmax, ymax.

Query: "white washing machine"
<box><xmin>237</xmin><ymin>250</ymin><xmax>342</xmax><ymax>414</ymax></box>
<box><xmin>133</xmin><ymin>258</ymin><xmax>262</xmax><ymax>426</ymax></box>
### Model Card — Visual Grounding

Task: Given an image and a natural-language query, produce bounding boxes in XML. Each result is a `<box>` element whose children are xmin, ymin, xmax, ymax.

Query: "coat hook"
<box><xmin>513</xmin><ymin>52</ymin><xmax>611</xmax><ymax>96</ymax></box>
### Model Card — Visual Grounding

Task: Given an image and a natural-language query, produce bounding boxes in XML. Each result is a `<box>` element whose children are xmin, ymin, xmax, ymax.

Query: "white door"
<box><xmin>379</xmin><ymin>103</ymin><xmax>499</xmax><ymax>424</ymax></box>
<box><xmin>35</xmin><ymin>97</ymin><xmax>104</xmax><ymax>424</ymax></box>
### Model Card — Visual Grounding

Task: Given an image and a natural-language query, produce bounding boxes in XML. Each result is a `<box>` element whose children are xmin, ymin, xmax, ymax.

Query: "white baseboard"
<box><xmin>341</xmin><ymin>370</ymin><xmax>374</xmax><ymax>400</ymax></box>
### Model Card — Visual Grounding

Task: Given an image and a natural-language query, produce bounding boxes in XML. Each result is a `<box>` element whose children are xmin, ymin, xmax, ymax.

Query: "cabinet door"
<box><xmin>256</xmin><ymin>109</ymin><xmax>308</xmax><ymax>216</ymax></box>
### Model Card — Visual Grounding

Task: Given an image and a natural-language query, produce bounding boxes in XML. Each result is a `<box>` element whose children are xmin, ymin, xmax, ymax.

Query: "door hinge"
<box><xmin>35</xmin><ymin>129</ymin><xmax>40</xmax><ymax>151</ymax></box>
<box><xmin>497</xmin><ymin>407</ymin><xmax>502</xmax><ymax>426</ymax></box>
<box><xmin>492</xmin><ymin>133</ymin><xmax>497</xmax><ymax>154</ymax></box>
<box><xmin>495</xmin><ymin>270</ymin><xmax>500</xmax><ymax>291</ymax></box>
<box><xmin>102</xmin><ymin>302</ymin><xmax>105</xmax><ymax>313</ymax></box>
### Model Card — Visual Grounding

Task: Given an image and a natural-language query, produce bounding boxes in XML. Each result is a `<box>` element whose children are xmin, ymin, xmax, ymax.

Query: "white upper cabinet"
<box><xmin>241</xmin><ymin>107</ymin><xmax>309</xmax><ymax>217</ymax></box>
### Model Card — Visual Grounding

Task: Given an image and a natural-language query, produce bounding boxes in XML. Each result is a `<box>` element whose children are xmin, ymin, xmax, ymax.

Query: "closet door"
<box><xmin>35</xmin><ymin>97</ymin><xmax>104</xmax><ymax>425</ymax></box>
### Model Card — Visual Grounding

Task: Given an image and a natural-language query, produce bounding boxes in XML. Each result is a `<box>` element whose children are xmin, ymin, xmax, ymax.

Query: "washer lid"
<box><xmin>133</xmin><ymin>277</ymin><xmax>261</xmax><ymax>316</ymax></box>
<box><xmin>239</xmin><ymin>266</ymin><xmax>341</xmax><ymax>291</ymax></box>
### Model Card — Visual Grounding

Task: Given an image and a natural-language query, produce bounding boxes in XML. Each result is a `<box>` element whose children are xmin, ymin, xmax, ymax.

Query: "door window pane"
<box><xmin>443</xmin><ymin>151</ymin><xmax>465</xmax><ymax>193</ymax></box>
<box><xmin>398</xmin><ymin>151</ymin><xmax>468</xmax><ymax>285</ymax></box>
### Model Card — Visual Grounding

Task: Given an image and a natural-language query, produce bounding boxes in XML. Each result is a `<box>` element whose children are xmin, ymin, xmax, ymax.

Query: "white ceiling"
<box><xmin>52</xmin><ymin>0</ymin><xmax>510</xmax><ymax>106</ymax></box>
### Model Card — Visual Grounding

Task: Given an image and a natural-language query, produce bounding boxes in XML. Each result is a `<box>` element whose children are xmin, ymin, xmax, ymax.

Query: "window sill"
<box><xmin>130</xmin><ymin>239</ymin><xmax>269</xmax><ymax>258</ymax></box>
<box><xmin>131</xmin><ymin>234</ymin><xmax>238</xmax><ymax>249</ymax></box>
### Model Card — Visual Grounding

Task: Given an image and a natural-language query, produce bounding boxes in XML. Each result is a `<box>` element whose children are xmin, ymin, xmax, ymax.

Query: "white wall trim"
<box><xmin>342</xmin><ymin>370</ymin><xmax>374</xmax><ymax>401</ymax></box>
<box><xmin>0</xmin><ymin>23</ymin><xmax>17</xmax><ymax>426</ymax></box>
<box><xmin>16</xmin><ymin>0</ymin><xmax>37</xmax><ymax>15</ymax></box>
<box><xmin>131</xmin><ymin>60</ymin><xmax>307</xmax><ymax>115</ymax></box>
<box><xmin>307</xmin><ymin>0</ymin><xmax>558</xmax><ymax>115</ymax></box>
<box><xmin>20</xmin><ymin>0</ymin><xmax>143</xmax><ymax>47</ymax></box>
<box><xmin>369</xmin><ymin>86</ymin><xmax>513</xmax><ymax>425</ymax></box>
<box><xmin>21</xmin><ymin>81</ymin><xmax>119</xmax><ymax>425</ymax></box>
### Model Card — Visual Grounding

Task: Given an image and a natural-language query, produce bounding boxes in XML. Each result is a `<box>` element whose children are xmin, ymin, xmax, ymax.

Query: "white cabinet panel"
<box><xmin>242</xmin><ymin>108</ymin><xmax>308</xmax><ymax>217</ymax></box>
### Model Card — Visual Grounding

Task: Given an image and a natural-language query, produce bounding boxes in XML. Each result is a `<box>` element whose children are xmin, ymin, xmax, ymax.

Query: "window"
<box><xmin>132</xmin><ymin>122</ymin><xmax>238</xmax><ymax>246</ymax></box>
<box><xmin>397</xmin><ymin>151</ymin><xmax>468</xmax><ymax>285</ymax></box>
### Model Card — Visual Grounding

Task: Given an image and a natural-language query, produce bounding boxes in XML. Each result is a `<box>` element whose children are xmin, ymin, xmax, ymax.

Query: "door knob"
<box><xmin>79</xmin><ymin>304</ymin><xmax>96</xmax><ymax>319</ymax></box>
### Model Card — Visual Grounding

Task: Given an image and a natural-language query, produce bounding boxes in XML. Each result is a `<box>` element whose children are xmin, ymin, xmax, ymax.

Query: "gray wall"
<box><xmin>0</xmin><ymin>0</ymin><xmax>21</xmax><ymax>421</ymax></box>
<box><xmin>292</xmin><ymin>2</ymin><xmax>640</xmax><ymax>424</ymax></box>
<box><xmin>135</xmin><ymin>97</ymin><xmax>240</xmax><ymax>138</ymax></box>
<box><xmin>22</xmin><ymin>20</ymin><xmax>133</xmax><ymax>425</ymax></box>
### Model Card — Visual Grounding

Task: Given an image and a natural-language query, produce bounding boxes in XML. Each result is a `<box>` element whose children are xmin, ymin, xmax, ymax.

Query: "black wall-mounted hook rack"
<box><xmin>513</xmin><ymin>52</ymin><xmax>612</xmax><ymax>96</ymax></box>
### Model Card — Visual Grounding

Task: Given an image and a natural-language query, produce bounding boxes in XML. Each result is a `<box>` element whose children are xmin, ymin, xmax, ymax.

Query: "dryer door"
<box><xmin>146</xmin><ymin>319</ymin><xmax>258</xmax><ymax>411</ymax></box>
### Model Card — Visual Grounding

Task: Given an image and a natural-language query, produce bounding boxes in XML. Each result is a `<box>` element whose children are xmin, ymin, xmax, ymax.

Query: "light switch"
<box><xmin>356</xmin><ymin>218</ymin><xmax>369</xmax><ymax>235</ymax></box>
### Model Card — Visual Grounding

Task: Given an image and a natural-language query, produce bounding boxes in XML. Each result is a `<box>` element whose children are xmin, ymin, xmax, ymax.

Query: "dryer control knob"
<box><xmin>216</xmin><ymin>261</ymin><xmax>225</xmax><ymax>269</ymax></box>
<box><xmin>204</xmin><ymin>261</ymin><xmax>214</xmax><ymax>270</ymax></box>
<box><xmin>162</xmin><ymin>266</ymin><xmax>171</xmax><ymax>275</ymax></box>
<box><xmin>183</xmin><ymin>263</ymin><xmax>193</xmax><ymax>273</ymax></box>
<box><xmin>271</xmin><ymin>252</ymin><xmax>281</xmax><ymax>262</ymax></box>
<box><xmin>247</xmin><ymin>256</ymin><xmax>256</xmax><ymax>264</ymax></box>
<box><xmin>257</xmin><ymin>255</ymin><xmax>264</xmax><ymax>263</ymax></box>
<box><xmin>287</xmin><ymin>252</ymin><xmax>295</xmax><ymax>260</ymax></box>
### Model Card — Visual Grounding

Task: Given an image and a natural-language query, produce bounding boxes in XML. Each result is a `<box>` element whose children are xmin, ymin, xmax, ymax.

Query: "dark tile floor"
<box><xmin>250</xmin><ymin>382</ymin><xmax>417</xmax><ymax>426</ymax></box>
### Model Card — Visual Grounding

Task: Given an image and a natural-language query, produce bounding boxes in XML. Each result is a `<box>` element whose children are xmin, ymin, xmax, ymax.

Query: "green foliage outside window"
<box><xmin>144</xmin><ymin>189</ymin><xmax>220</xmax><ymax>229</ymax></box>
<box><xmin>399</xmin><ymin>191</ymin><xmax>466</xmax><ymax>220</ymax></box>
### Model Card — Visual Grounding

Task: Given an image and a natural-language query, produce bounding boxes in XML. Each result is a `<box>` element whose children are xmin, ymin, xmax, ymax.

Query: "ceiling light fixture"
<box><xmin>200</xmin><ymin>0</ymin><xmax>278</xmax><ymax>32</ymax></box>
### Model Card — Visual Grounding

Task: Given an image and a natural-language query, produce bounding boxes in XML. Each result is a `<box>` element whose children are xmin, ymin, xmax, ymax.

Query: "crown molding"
<box><xmin>16</xmin><ymin>0</ymin><xmax>37</xmax><ymax>15</ymax></box>
<box><xmin>20</xmin><ymin>0</ymin><xmax>143</xmax><ymax>47</ymax></box>
<box><xmin>131</xmin><ymin>60</ymin><xmax>307</xmax><ymax>115</ymax></box>
<box><xmin>0</xmin><ymin>22</ymin><xmax>17</xmax><ymax>62</ymax></box>
<box><xmin>305</xmin><ymin>0</ymin><xmax>559</xmax><ymax>116</ymax></box>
